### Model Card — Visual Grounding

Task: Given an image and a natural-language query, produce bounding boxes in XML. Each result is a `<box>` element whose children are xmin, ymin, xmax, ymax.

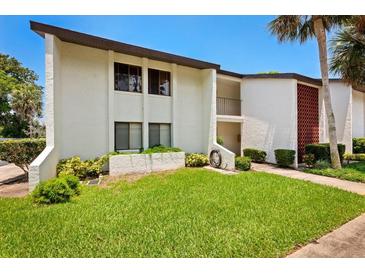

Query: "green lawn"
<box><xmin>1</xmin><ymin>168</ymin><xmax>365</xmax><ymax>258</ymax></box>
<box><xmin>305</xmin><ymin>162</ymin><xmax>365</xmax><ymax>183</ymax></box>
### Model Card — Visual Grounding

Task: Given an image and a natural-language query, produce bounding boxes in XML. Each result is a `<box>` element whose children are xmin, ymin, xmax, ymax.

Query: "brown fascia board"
<box><xmin>217</xmin><ymin>69</ymin><xmax>244</xmax><ymax>79</ymax></box>
<box><xmin>30</xmin><ymin>21</ymin><xmax>220</xmax><ymax>70</ymax></box>
<box><xmin>242</xmin><ymin>73</ymin><xmax>322</xmax><ymax>86</ymax></box>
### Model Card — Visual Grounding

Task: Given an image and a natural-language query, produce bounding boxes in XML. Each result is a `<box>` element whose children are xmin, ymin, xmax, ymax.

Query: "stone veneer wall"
<box><xmin>109</xmin><ymin>152</ymin><xmax>185</xmax><ymax>176</ymax></box>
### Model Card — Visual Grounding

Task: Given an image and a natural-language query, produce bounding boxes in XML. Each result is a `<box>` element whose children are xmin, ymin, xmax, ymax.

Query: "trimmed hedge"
<box><xmin>353</xmin><ymin>138</ymin><xmax>365</xmax><ymax>153</ymax></box>
<box><xmin>235</xmin><ymin>156</ymin><xmax>251</xmax><ymax>171</ymax></box>
<box><xmin>0</xmin><ymin>138</ymin><xmax>46</xmax><ymax>173</ymax></box>
<box><xmin>32</xmin><ymin>177</ymin><xmax>74</xmax><ymax>204</ymax></box>
<box><xmin>274</xmin><ymin>149</ymin><xmax>295</xmax><ymax>167</ymax></box>
<box><xmin>142</xmin><ymin>145</ymin><xmax>182</xmax><ymax>154</ymax></box>
<box><xmin>185</xmin><ymin>153</ymin><xmax>209</xmax><ymax>167</ymax></box>
<box><xmin>305</xmin><ymin>143</ymin><xmax>345</xmax><ymax>163</ymax></box>
<box><xmin>243</xmin><ymin>148</ymin><xmax>266</xmax><ymax>163</ymax></box>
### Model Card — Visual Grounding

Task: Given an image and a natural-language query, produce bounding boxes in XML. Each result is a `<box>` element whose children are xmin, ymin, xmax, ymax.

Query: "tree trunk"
<box><xmin>313</xmin><ymin>17</ymin><xmax>342</xmax><ymax>169</ymax></box>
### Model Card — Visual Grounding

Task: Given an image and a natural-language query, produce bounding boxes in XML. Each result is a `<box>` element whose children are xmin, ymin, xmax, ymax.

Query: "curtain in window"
<box><xmin>160</xmin><ymin>124</ymin><xmax>171</xmax><ymax>146</ymax></box>
<box><xmin>115</xmin><ymin>123</ymin><xmax>129</xmax><ymax>150</ymax></box>
<box><xmin>130</xmin><ymin>123</ymin><xmax>142</xmax><ymax>149</ymax></box>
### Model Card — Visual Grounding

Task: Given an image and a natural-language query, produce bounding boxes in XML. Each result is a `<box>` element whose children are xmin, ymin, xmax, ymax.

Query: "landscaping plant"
<box><xmin>0</xmin><ymin>138</ymin><xmax>45</xmax><ymax>177</ymax></box>
<box><xmin>142</xmin><ymin>145</ymin><xmax>182</xmax><ymax>154</ymax></box>
<box><xmin>217</xmin><ymin>136</ymin><xmax>224</xmax><ymax>146</ymax></box>
<box><xmin>352</xmin><ymin>138</ymin><xmax>365</xmax><ymax>153</ymax></box>
<box><xmin>243</xmin><ymin>148</ymin><xmax>267</xmax><ymax>163</ymax></box>
<box><xmin>302</xmin><ymin>153</ymin><xmax>316</xmax><ymax>168</ymax></box>
<box><xmin>235</xmin><ymin>156</ymin><xmax>251</xmax><ymax>171</ymax></box>
<box><xmin>274</xmin><ymin>149</ymin><xmax>295</xmax><ymax>167</ymax></box>
<box><xmin>305</xmin><ymin>143</ymin><xmax>345</xmax><ymax>163</ymax></box>
<box><xmin>185</xmin><ymin>153</ymin><xmax>209</xmax><ymax>167</ymax></box>
<box><xmin>32</xmin><ymin>177</ymin><xmax>75</xmax><ymax>204</ymax></box>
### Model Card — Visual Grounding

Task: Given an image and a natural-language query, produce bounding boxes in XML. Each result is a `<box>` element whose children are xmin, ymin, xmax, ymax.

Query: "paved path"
<box><xmin>0</xmin><ymin>182</ymin><xmax>28</xmax><ymax>197</ymax></box>
<box><xmin>251</xmin><ymin>163</ymin><xmax>365</xmax><ymax>195</ymax></box>
<box><xmin>288</xmin><ymin>214</ymin><xmax>365</xmax><ymax>257</ymax></box>
<box><xmin>0</xmin><ymin>163</ymin><xmax>25</xmax><ymax>185</ymax></box>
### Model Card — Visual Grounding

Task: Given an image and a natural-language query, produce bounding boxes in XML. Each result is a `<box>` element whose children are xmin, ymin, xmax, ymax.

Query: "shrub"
<box><xmin>243</xmin><ymin>148</ymin><xmax>267</xmax><ymax>163</ymax></box>
<box><xmin>305</xmin><ymin>143</ymin><xmax>345</xmax><ymax>163</ymax></box>
<box><xmin>235</xmin><ymin>156</ymin><xmax>251</xmax><ymax>171</ymax></box>
<box><xmin>32</xmin><ymin>177</ymin><xmax>74</xmax><ymax>204</ymax></box>
<box><xmin>142</xmin><ymin>145</ymin><xmax>182</xmax><ymax>154</ymax></box>
<box><xmin>217</xmin><ymin>136</ymin><xmax>224</xmax><ymax>146</ymax></box>
<box><xmin>313</xmin><ymin>160</ymin><xmax>331</xmax><ymax>170</ymax></box>
<box><xmin>61</xmin><ymin>175</ymin><xmax>81</xmax><ymax>195</ymax></box>
<box><xmin>303</xmin><ymin>153</ymin><xmax>316</xmax><ymax>168</ymax></box>
<box><xmin>353</xmin><ymin>138</ymin><xmax>365</xmax><ymax>153</ymax></box>
<box><xmin>185</xmin><ymin>153</ymin><xmax>209</xmax><ymax>167</ymax></box>
<box><xmin>274</xmin><ymin>149</ymin><xmax>295</xmax><ymax>167</ymax></box>
<box><xmin>0</xmin><ymin>138</ymin><xmax>45</xmax><ymax>175</ymax></box>
<box><xmin>343</xmin><ymin>153</ymin><xmax>365</xmax><ymax>163</ymax></box>
<box><xmin>57</xmin><ymin>156</ymin><xmax>108</xmax><ymax>180</ymax></box>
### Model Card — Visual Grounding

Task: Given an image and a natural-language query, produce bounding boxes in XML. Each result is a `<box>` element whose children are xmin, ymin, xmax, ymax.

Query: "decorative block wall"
<box><xmin>297</xmin><ymin>84</ymin><xmax>319</xmax><ymax>162</ymax></box>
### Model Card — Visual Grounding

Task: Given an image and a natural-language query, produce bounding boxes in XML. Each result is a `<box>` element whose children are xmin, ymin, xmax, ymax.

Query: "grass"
<box><xmin>305</xmin><ymin>161</ymin><xmax>365</xmax><ymax>183</ymax></box>
<box><xmin>1</xmin><ymin>168</ymin><xmax>365</xmax><ymax>257</ymax></box>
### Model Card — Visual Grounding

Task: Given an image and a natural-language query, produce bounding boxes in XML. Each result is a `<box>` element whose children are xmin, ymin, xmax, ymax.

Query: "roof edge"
<box><xmin>30</xmin><ymin>20</ymin><xmax>220</xmax><ymax>70</ymax></box>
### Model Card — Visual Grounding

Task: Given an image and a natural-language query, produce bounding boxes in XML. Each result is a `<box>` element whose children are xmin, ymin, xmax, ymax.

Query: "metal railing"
<box><xmin>216</xmin><ymin>97</ymin><xmax>241</xmax><ymax>116</ymax></box>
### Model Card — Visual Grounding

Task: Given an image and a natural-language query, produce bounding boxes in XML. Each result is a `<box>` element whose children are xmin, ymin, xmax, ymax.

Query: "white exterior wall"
<box><xmin>29</xmin><ymin>34</ymin><xmax>62</xmax><ymax>190</ymax></box>
<box><xmin>242</xmin><ymin>79</ymin><xmax>298</xmax><ymax>166</ymax></box>
<box><xmin>29</xmin><ymin>38</ymin><xmax>219</xmax><ymax>187</ymax></box>
<box><xmin>319</xmin><ymin>82</ymin><xmax>353</xmax><ymax>152</ymax></box>
<box><xmin>352</xmin><ymin>89</ymin><xmax>365</xmax><ymax>138</ymax></box>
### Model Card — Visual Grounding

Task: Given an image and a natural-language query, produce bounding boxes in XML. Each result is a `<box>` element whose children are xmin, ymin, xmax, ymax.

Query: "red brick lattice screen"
<box><xmin>297</xmin><ymin>84</ymin><xmax>319</xmax><ymax>162</ymax></box>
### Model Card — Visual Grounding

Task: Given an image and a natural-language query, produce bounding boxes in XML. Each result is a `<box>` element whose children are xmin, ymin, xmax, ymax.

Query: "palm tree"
<box><xmin>268</xmin><ymin>16</ymin><xmax>350</xmax><ymax>169</ymax></box>
<box><xmin>330</xmin><ymin>16</ymin><xmax>365</xmax><ymax>88</ymax></box>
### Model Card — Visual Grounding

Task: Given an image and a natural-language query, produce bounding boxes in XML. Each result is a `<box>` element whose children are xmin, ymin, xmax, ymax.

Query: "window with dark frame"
<box><xmin>149</xmin><ymin>123</ymin><xmax>171</xmax><ymax>147</ymax></box>
<box><xmin>115</xmin><ymin>122</ymin><xmax>142</xmax><ymax>151</ymax></box>
<box><xmin>114</xmin><ymin>62</ymin><xmax>142</xmax><ymax>92</ymax></box>
<box><xmin>148</xmin><ymin>69</ymin><xmax>171</xmax><ymax>96</ymax></box>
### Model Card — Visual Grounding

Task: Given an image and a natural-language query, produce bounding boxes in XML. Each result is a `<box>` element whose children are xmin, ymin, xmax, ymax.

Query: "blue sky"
<box><xmin>0</xmin><ymin>15</ymin><xmax>325</xmax><ymax>88</ymax></box>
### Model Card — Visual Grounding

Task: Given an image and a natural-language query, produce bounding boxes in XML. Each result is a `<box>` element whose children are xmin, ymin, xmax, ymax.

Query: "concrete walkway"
<box><xmin>203</xmin><ymin>166</ymin><xmax>239</xmax><ymax>175</ymax></box>
<box><xmin>288</xmin><ymin>214</ymin><xmax>365</xmax><ymax>257</ymax></box>
<box><xmin>251</xmin><ymin>163</ymin><xmax>365</xmax><ymax>195</ymax></box>
<box><xmin>0</xmin><ymin>163</ymin><xmax>25</xmax><ymax>185</ymax></box>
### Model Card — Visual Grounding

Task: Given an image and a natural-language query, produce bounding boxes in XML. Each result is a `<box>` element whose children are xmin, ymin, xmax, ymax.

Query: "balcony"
<box><xmin>217</xmin><ymin>97</ymin><xmax>241</xmax><ymax>116</ymax></box>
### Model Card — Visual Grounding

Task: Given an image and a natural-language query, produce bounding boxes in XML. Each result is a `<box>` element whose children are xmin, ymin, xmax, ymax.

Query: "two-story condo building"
<box><xmin>29</xmin><ymin>21</ymin><xmax>365</xmax><ymax>189</ymax></box>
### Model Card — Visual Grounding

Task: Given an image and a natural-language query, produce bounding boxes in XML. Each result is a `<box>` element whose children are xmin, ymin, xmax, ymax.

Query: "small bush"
<box><xmin>217</xmin><ymin>136</ymin><xmax>224</xmax><ymax>146</ymax></box>
<box><xmin>314</xmin><ymin>160</ymin><xmax>331</xmax><ymax>170</ymax></box>
<box><xmin>274</xmin><ymin>149</ymin><xmax>295</xmax><ymax>167</ymax></box>
<box><xmin>32</xmin><ymin>177</ymin><xmax>74</xmax><ymax>204</ymax></box>
<box><xmin>185</xmin><ymin>153</ymin><xmax>209</xmax><ymax>167</ymax></box>
<box><xmin>142</xmin><ymin>145</ymin><xmax>182</xmax><ymax>154</ymax></box>
<box><xmin>235</xmin><ymin>156</ymin><xmax>251</xmax><ymax>171</ymax></box>
<box><xmin>303</xmin><ymin>153</ymin><xmax>316</xmax><ymax>168</ymax></box>
<box><xmin>61</xmin><ymin>175</ymin><xmax>81</xmax><ymax>195</ymax></box>
<box><xmin>0</xmin><ymin>138</ymin><xmax>45</xmax><ymax>174</ymax></box>
<box><xmin>344</xmin><ymin>153</ymin><xmax>365</xmax><ymax>163</ymax></box>
<box><xmin>353</xmin><ymin>138</ymin><xmax>365</xmax><ymax>153</ymax></box>
<box><xmin>57</xmin><ymin>155</ymin><xmax>110</xmax><ymax>180</ymax></box>
<box><xmin>305</xmin><ymin>143</ymin><xmax>345</xmax><ymax>163</ymax></box>
<box><xmin>243</xmin><ymin>148</ymin><xmax>267</xmax><ymax>163</ymax></box>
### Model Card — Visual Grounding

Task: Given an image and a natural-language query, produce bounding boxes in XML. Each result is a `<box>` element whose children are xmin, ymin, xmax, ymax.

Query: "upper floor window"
<box><xmin>114</xmin><ymin>62</ymin><xmax>142</xmax><ymax>92</ymax></box>
<box><xmin>148</xmin><ymin>69</ymin><xmax>170</xmax><ymax>96</ymax></box>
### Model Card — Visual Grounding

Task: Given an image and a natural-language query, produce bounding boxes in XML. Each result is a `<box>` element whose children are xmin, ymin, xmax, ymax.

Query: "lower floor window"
<box><xmin>149</xmin><ymin>123</ymin><xmax>171</xmax><ymax>147</ymax></box>
<box><xmin>115</xmin><ymin>122</ymin><xmax>142</xmax><ymax>150</ymax></box>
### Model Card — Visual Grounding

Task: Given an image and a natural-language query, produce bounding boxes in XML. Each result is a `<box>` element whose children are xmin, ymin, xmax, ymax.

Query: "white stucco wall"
<box><xmin>242</xmin><ymin>78</ymin><xmax>298</xmax><ymax>166</ymax></box>
<box><xmin>29</xmin><ymin>34</ymin><xmax>62</xmax><ymax>190</ymax></box>
<box><xmin>319</xmin><ymin>82</ymin><xmax>352</xmax><ymax>152</ymax></box>
<box><xmin>60</xmin><ymin>42</ymin><xmax>109</xmax><ymax>160</ymax></box>
<box><xmin>352</xmin><ymin>89</ymin><xmax>365</xmax><ymax>138</ymax></box>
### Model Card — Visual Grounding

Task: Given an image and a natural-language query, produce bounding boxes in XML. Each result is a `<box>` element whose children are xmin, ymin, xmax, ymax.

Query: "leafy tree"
<box><xmin>268</xmin><ymin>16</ymin><xmax>350</xmax><ymax>169</ymax></box>
<box><xmin>0</xmin><ymin>53</ymin><xmax>43</xmax><ymax>138</ymax></box>
<box><xmin>330</xmin><ymin>16</ymin><xmax>365</xmax><ymax>87</ymax></box>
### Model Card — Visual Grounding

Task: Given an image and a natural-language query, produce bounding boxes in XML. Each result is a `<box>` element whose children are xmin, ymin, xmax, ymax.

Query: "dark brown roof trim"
<box><xmin>242</xmin><ymin>73</ymin><xmax>322</xmax><ymax>86</ymax></box>
<box><xmin>218</xmin><ymin>69</ymin><xmax>244</xmax><ymax>79</ymax></box>
<box><xmin>30</xmin><ymin>21</ymin><xmax>220</xmax><ymax>70</ymax></box>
